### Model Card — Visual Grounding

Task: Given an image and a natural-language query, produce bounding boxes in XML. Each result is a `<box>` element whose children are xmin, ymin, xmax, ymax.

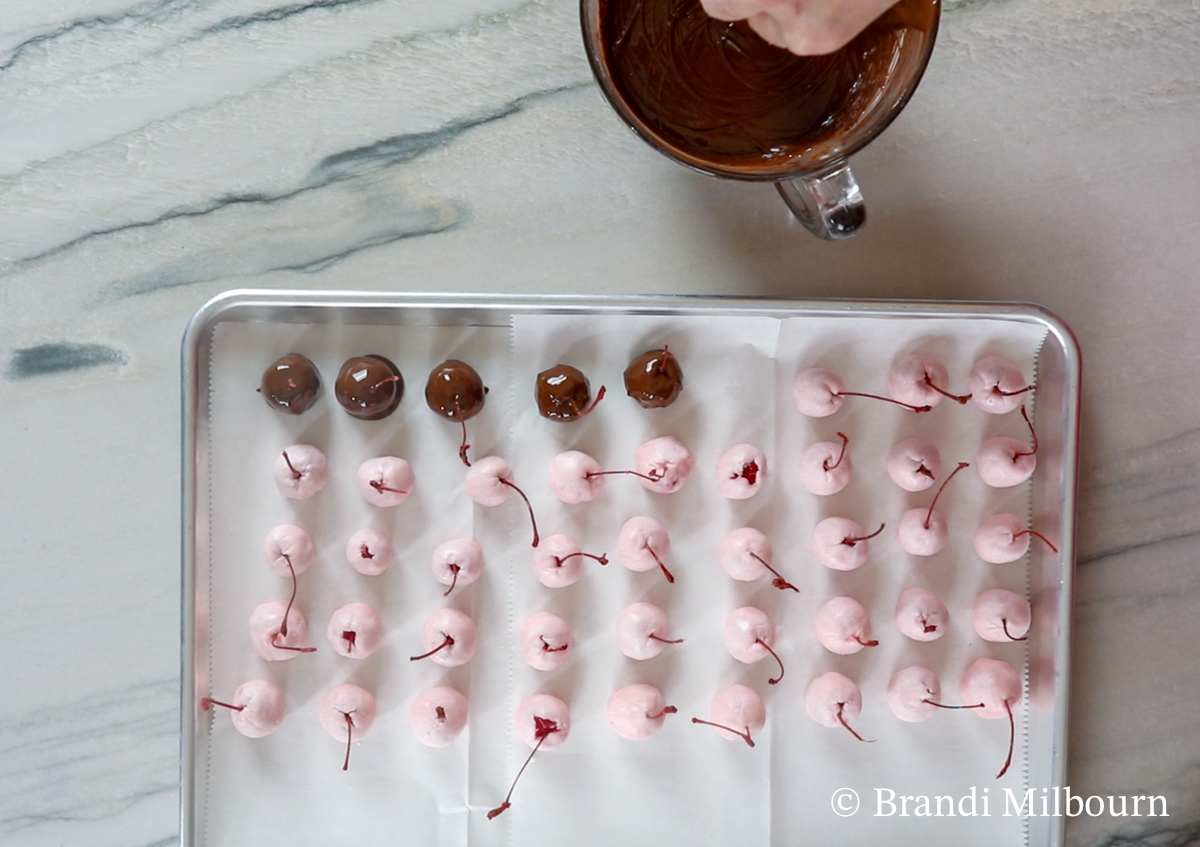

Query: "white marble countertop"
<box><xmin>2</xmin><ymin>1</ymin><xmax>1198</xmax><ymax>845</ymax></box>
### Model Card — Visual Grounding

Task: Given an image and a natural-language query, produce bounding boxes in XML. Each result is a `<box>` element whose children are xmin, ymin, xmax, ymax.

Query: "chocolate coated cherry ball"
<box><xmin>535</xmin><ymin>364</ymin><xmax>593</xmax><ymax>421</ymax></box>
<box><xmin>335</xmin><ymin>355</ymin><xmax>404</xmax><ymax>420</ymax></box>
<box><xmin>425</xmin><ymin>360</ymin><xmax>486</xmax><ymax>420</ymax></box>
<box><xmin>624</xmin><ymin>346</ymin><xmax>682</xmax><ymax>409</ymax></box>
<box><xmin>260</xmin><ymin>353</ymin><xmax>321</xmax><ymax>415</ymax></box>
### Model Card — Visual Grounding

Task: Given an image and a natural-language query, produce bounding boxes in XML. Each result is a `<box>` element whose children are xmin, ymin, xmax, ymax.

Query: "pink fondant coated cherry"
<box><xmin>886</xmin><ymin>437</ymin><xmax>941</xmax><ymax>492</ymax></box>
<box><xmin>201</xmin><ymin>679</ymin><xmax>285</xmax><ymax>738</ymax></box>
<box><xmin>263</xmin><ymin>525</ymin><xmax>315</xmax><ymax>576</ymax></box>
<box><xmin>805</xmin><ymin>672</ymin><xmax>873</xmax><ymax>742</ymax></box>
<box><xmin>355</xmin><ymin>456</ymin><xmax>414</xmax><ymax>507</ymax></box>
<box><xmin>431</xmin><ymin>537</ymin><xmax>483</xmax><ymax>595</ymax></box>
<box><xmin>634</xmin><ymin>436</ymin><xmax>695</xmax><ymax>493</ymax></box>
<box><xmin>616</xmin><ymin>602</ymin><xmax>683</xmax><ymax>660</ymax></box>
<box><xmin>814</xmin><ymin>596</ymin><xmax>878</xmax><ymax>655</ymax></box>
<box><xmin>521</xmin><ymin>612</ymin><xmax>573</xmax><ymax>671</ymax></box>
<box><xmin>974</xmin><ymin>513</ymin><xmax>1058</xmax><ymax>564</ymax></box>
<box><xmin>346</xmin><ymin>527</ymin><xmax>393</xmax><ymax>576</ymax></box>
<box><xmin>719</xmin><ymin>527</ymin><xmax>797</xmax><ymax>592</ymax></box>
<box><xmin>318</xmin><ymin>684</ymin><xmax>377</xmax><ymax>771</ymax></box>
<box><xmin>960</xmin><ymin>658</ymin><xmax>1022</xmax><ymax>778</ymax></box>
<box><xmin>488</xmin><ymin>694</ymin><xmax>570</xmax><ymax>819</ymax></box>
<box><xmin>969</xmin><ymin>356</ymin><xmax>1034</xmax><ymax>414</ymax></box>
<box><xmin>617</xmin><ymin>516</ymin><xmax>674</xmax><ymax>583</ymax></box>
<box><xmin>976</xmin><ymin>405</ymin><xmax>1038</xmax><ymax>487</ymax></box>
<box><xmin>608</xmin><ymin>684</ymin><xmax>677</xmax><ymax>740</ymax></box>
<box><xmin>798</xmin><ymin>432</ymin><xmax>852</xmax><ymax>495</ymax></box>
<box><xmin>888</xmin><ymin>354</ymin><xmax>970</xmax><ymax>409</ymax></box>
<box><xmin>724</xmin><ymin>606</ymin><xmax>784</xmax><ymax>685</ymax></box>
<box><xmin>273</xmin><ymin>444</ymin><xmax>327</xmax><ymax>500</ymax></box>
<box><xmin>326</xmin><ymin>602</ymin><xmax>382</xmax><ymax>658</ymax></box>
<box><xmin>886</xmin><ymin>666</ymin><xmax>942</xmax><ymax>723</ymax></box>
<box><xmin>547</xmin><ymin>450</ymin><xmax>605</xmax><ymax>503</ymax></box>
<box><xmin>896</xmin><ymin>461</ymin><xmax>970</xmax><ymax>557</ymax></box>
<box><xmin>249</xmin><ymin>600</ymin><xmax>316</xmax><ymax>661</ymax></box>
<box><xmin>792</xmin><ymin>367</ymin><xmax>932</xmax><ymax>416</ymax></box>
<box><xmin>410</xmin><ymin>608</ymin><xmax>477</xmax><ymax>667</ymax></box>
<box><xmin>716</xmin><ymin>443</ymin><xmax>767</xmax><ymax>499</ymax></box>
<box><xmin>531</xmin><ymin>534</ymin><xmax>608</xmax><ymax>588</ymax></box>
<box><xmin>972</xmin><ymin>589</ymin><xmax>1031</xmax><ymax>642</ymax></box>
<box><xmin>894</xmin><ymin>588</ymin><xmax>949</xmax><ymax>642</ymax></box>
<box><xmin>466</xmin><ymin>456</ymin><xmax>540</xmax><ymax>547</ymax></box>
<box><xmin>691</xmin><ymin>684</ymin><xmax>765</xmax><ymax>746</ymax></box>
<box><xmin>811</xmin><ymin>516</ymin><xmax>884</xmax><ymax>571</ymax></box>
<box><xmin>409</xmin><ymin>686</ymin><xmax>469</xmax><ymax>748</ymax></box>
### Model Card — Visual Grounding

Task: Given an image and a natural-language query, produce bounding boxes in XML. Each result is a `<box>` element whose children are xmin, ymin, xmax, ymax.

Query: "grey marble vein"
<box><xmin>6</xmin><ymin>342</ymin><xmax>127</xmax><ymax>380</ymax></box>
<box><xmin>200</xmin><ymin>0</ymin><xmax>385</xmax><ymax>34</ymax></box>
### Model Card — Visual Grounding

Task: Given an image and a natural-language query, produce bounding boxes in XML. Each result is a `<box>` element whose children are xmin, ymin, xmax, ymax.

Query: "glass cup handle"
<box><xmin>775</xmin><ymin>162</ymin><xmax>866</xmax><ymax>240</ymax></box>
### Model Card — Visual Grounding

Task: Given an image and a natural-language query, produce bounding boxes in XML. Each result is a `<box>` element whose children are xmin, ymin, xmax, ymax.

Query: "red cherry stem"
<box><xmin>281</xmin><ymin>449</ymin><xmax>302</xmax><ymax>480</ymax></box>
<box><xmin>1014</xmin><ymin>405</ymin><xmax>1038</xmax><ymax>460</ymax></box>
<box><xmin>436</xmin><ymin>706</ymin><xmax>447</xmax><ymax>721</ymax></box>
<box><xmin>342</xmin><ymin>630</ymin><xmax>357</xmax><ymax>653</ymax></box>
<box><xmin>842</xmin><ymin>523</ymin><xmax>885</xmax><ymax>547</ymax></box>
<box><xmin>837</xmin><ymin>702</ymin><xmax>876</xmax><ymax>743</ymax></box>
<box><xmin>371</xmin><ymin>374</ymin><xmax>401</xmax><ymax>391</ymax></box>
<box><xmin>923</xmin><ymin>372</ymin><xmax>971</xmax><ymax>404</ymax></box>
<box><xmin>922</xmin><ymin>699</ymin><xmax>985</xmax><ymax>710</ymax></box>
<box><xmin>924</xmin><ymin>461</ymin><xmax>971</xmax><ymax>529</ymax></box>
<box><xmin>559</xmin><ymin>550</ymin><xmax>609</xmax><ymax>566</ymax></box>
<box><xmin>539</xmin><ymin>635</ymin><xmax>569</xmax><ymax>653</ymax></box>
<box><xmin>1002</xmin><ymin>619</ymin><xmax>1028</xmax><ymax>642</ymax></box>
<box><xmin>458</xmin><ymin>421</ymin><xmax>471</xmax><ymax>467</ymax></box>
<box><xmin>690</xmin><ymin>717</ymin><xmax>755</xmax><ymax>748</ymax></box>
<box><xmin>650</xmin><ymin>633</ymin><xmax>684</xmax><ymax>645</ymax></box>
<box><xmin>278</xmin><ymin>553</ymin><xmax>297</xmax><ymax>637</ymax></box>
<box><xmin>580</xmin><ymin>384</ymin><xmax>607</xmax><ymax>416</ymax></box>
<box><xmin>997</xmin><ymin>700</ymin><xmax>1015</xmax><ymax>779</ymax></box>
<box><xmin>756</xmin><ymin>638</ymin><xmax>785</xmax><ymax>685</ymax></box>
<box><xmin>409</xmin><ymin>633</ymin><xmax>454</xmax><ymax>662</ymax></box>
<box><xmin>341</xmin><ymin>712</ymin><xmax>354</xmax><ymax>771</ymax></box>
<box><xmin>487</xmin><ymin>720</ymin><xmax>560</xmax><ymax>819</ymax></box>
<box><xmin>917</xmin><ymin>463</ymin><xmax>935</xmax><ymax>480</ymax></box>
<box><xmin>201</xmin><ymin>698</ymin><xmax>244</xmax><ymax>712</ymax></box>
<box><xmin>852</xmin><ymin>634</ymin><xmax>879</xmax><ymax>648</ymax></box>
<box><xmin>648</xmin><ymin>705</ymin><xmax>678</xmax><ymax>720</ymax></box>
<box><xmin>443</xmin><ymin>564</ymin><xmax>460</xmax><ymax>597</ymax></box>
<box><xmin>823</xmin><ymin>432</ymin><xmax>850</xmax><ymax>472</ymax></box>
<box><xmin>749</xmin><ymin>551</ymin><xmax>799</xmax><ymax>593</ymax></box>
<box><xmin>499</xmin><ymin>478</ymin><xmax>540</xmax><ymax>548</ymax></box>
<box><xmin>996</xmin><ymin>382</ymin><xmax>1036</xmax><ymax>397</ymax></box>
<box><xmin>647</xmin><ymin>546</ymin><xmax>675</xmax><ymax>584</ymax></box>
<box><xmin>1013</xmin><ymin>529</ymin><xmax>1059</xmax><ymax>553</ymax></box>
<box><xmin>369</xmin><ymin>479</ymin><xmax>409</xmax><ymax>495</ymax></box>
<box><xmin>586</xmin><ymin>468</ymin><xmax>662</xmax><ymax>483</ymax></box>
<box><xmin>921</xmin><ymin>617</ymin><xmax>938</xmax><ymax>634</ymax></box>
<box><xmin>835</xmin><ymin>391</ymin><xmax>932</xmax><ymax>413</ymax></box>
<box><xmin>269</xmin><ymin>639</ymin><xmax>317</xmax><ymax>653</ymax></box>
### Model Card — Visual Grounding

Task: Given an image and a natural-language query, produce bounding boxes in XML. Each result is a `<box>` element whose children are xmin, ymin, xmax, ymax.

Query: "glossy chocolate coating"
<box><xmin>425</xmin><ymin>360</ymin><xmax>486</xmax><ymax>420</ymax></box>
<box><xmin>624</xmin><ymin>347</ymin><xmax>683</xmax><ymax>409</ymax></box>
<box><xmin>334</xmin><ymin>355</ymin><xmax>403</xmax><ymax>420</ymax></box>
<box><xmin>260</xmin><ymin>353</ymin><xmax>321</xmax><ymax>415</ymax></box>
<box><xmin>536</xmin><ymin>364</ymin><xmax>592</xmax><ymax>421</ymax></box>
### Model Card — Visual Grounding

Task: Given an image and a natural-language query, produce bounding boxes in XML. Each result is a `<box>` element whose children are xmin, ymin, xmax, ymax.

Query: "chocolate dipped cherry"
<box><xmin>335</xmin><ymin>355</ymin><xmax>403</xmax><ymax>420</ymax></box>
<box><xmin>691</xmin><ymin>684</ymin><xmax>765</xmax><ymax>746</ymax></box>
<box><xmin>531</xmin><ymin>534</ymin><xmax>607</xmax><ymax>588</ymax></box>
<box><xmin>793</xmin><ymin>366</ymin><xmax>932</xmax><ymax>417</ymax></box>
<box><xmin>716</xmin><ymin>443</ymin><xmax>767</xmax><ymax>499</ymax></box>
<box><xmin>326</xmin><ymin>602</ymin><xmax>383</xmax><ymax>658</ymax></box>
<box><xmin>724</xmin><ymin>606</ymin><xmax>784</xmax><ymax>685</ymax></box>
<box><xmin>465</xmin><ymin>456</ymin><xmax>539</xmax><ymax>547</ymax></box>
<box><xmin>201</xmin><ymin>679</ymin><xmax>285</xmax><ymax>738</ymax></box>
<box><xmin>974</xmin><ymin>513</ymin><xmax>1058</xmax><ymax>564</ymax></box>
<box><xmin>431</xmin><ymin>537</ymin><xmax>483</xmax><ymax>595</ymax></box>
<box><xmin>260</xmin><ymin>354</ymin><xmax>320</xmax><ymax>415</ymax></box>
<box><xmin>521</xmin><ymin>612</ymin><xmax>573</xmax><ymax>671</ymax></box>
<box><xmin>249</xmin><ymin>600</ymin><xmax>316</xmax><ymax>660</ymax></box>
<box><xmin>814</xmin><ymin>596</ymin><xmax>878</xmax><ymax>655</ymax></box>
<box><xmin>888</xmin><ymin>354</ymin><xmax>970</xmax><ymax>409</ymax></box>
<box><xmin>886</xmin><ymin>437</ymin><xmax>941</xmax><ymax>492</ymax></box>
<box><xmin>972</xmin><ymin>589</ymin><xmax>1031</xmax><ymax>642</ymax></box>
<box><xmin>409</xmin><ymin>686</ymin><xmax>469</xmax><ymax>747</ymax></box>
<box><xmin>798</xmin><ymin>432</ymin><xmax>852</xmax><ymax>495</ymax></box>
<box><xmin>805</xmin><ymin>672</ymin><xmax>873</xmax><ymax>742</ymax></box>
<box><xmin>488</xmin><ymin>694</ymin><xmax>570</xmax><ymax>819</ymax></box>
<box><xmin>318</xmin><ymin>684</ymin><xmax>377</xmax><ymax>771</ymax></box>
<box><xmin>896</xmin><ymin>461</ymin><xmax>970</xmax><ymax>557</ymax></box>
<box><xmin>615</xmin><ymin>602</ymin><xmax>683</xmax><ymax>660</ymax></box>
<box><xmin>608</xmin><ymin>684</ymin><xmax>676</xmax><ymax>740</ymax></box>
<box><xmin>263</xmin><ymin>526</ymin><xmax>315</xmax><ymax>618</ymax></box>
<box><xmin>410</xmin><ymin>608</ymin><xmax>478</xmax><ymax>667</ymax></box>
<box><xmin>346</xmin><ymin>527</ymin><xmax>393</xmax><ymax>576</ymax></box>
<box><xmin>634</xmin><ymin>435</ymin><xmax>695</xmax><ymax>493</ymax></box>
<box><xmin>617</xmin><ymin>516</ymin><xmax>674</xmax><ymax>583</ymax></box>
<box><xmin>811</xmin><ymin>517</ymin><xmax>884</xmax><ymax>571</ymax></box>
<box><xmin>355</xmin><ymin>456</ymin><xmax>414</xmax><ymax>507</ymax></box>
<box><xmin>894</xmin><ymin>588</ymin><xmax>949</xmax><ymax>642</ymax></box>
<box><xmin>977</xmin><ymin>405</ymin><xmax>1039</xmax><ymax>487</ymax></box>
<box><xmin>887</xmin><ymin>666</ymin><xmax>984</xmax><ymax>723</ymax></box>
<box><xmin>425</xmin><ymin>359</ymin><xmax>486</xmax><ymax>466</ymax></box>
<box><xmin>624</xmin><ymin>344</ymin><xmax>683</xmax><ymax>408</ymax></box>
<box><xmin>536</xmin><ymin>364</ymin><xmax>605</xmax><ymax>421</ymax></box>
<box><xmin>718</xmin><ymin>527</ymin><xmax>797</xmax><ymax>592</ymax></box>
<box><xmin>273</xmin><ymin>444</ymin><xmax>327</xmax><ymax>500</ymax></box>
<box><xmin>969</xmin><ymin>356</ymin><xmax>1034</xmax><ymax>415</ymax></box>
<box><xmin>960</xmin><ymin>657</ymin><xmax>1022</xmax><ymax>778</ymax></box>
<box><xmin>547</xmin><ymin>450</ymin><xmax>607</xmax><ymax>503</ymax></box>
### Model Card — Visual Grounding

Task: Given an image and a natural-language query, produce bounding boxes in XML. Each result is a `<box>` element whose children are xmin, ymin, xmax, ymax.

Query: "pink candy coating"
<box><xmin>804</xmin><ymin>672</ymin><xmax>863</xmax><ymax>730</ymax></box>
<box><xmin>814</xmin><ymin>596</ymin><xmax>875</xmax><ymax>655</ymax></box>
<box><xmin>896</xmin><ymin>507</ymin><xmax>949</xmax><ymax>557</ymax></box>
<box><xmin>894</xmin><ymin>588</ymin><xmax>949</xmax><ymax>642</ymax></box>
<box><xmin>615</xmin><ymin>602</ymin><xmax>678</xmax><ymax>660</ymax></box>
<box><xmin>634</xmin><ymin>435</ymin><xmax>695</xmax><ymax>493</ymax></box>
<box><xmin>274</xmin><ymin>444</ymin><xmax>327</xmax><ymax>500</ymax></box>
<box><xmin>607</xmin><ymin>684</ymin><xmax>673</xmax><ymax>740</ymax></box>
<box><xmin>431</xmin><ymin>537</ymin><xmax>483</xmax><ymax>591</ymax></box>
<box><xmin>887</xmin><ymin>354</ymin><xmax>952</xmax><ymax>409</ymax></box>
<box><xmin>616</xmin><ymin>516</ymin><xmax>671</xmax><ymax>573</ymax></box>
<box><xmin>416</xmin><ymin>608</ymin><xmax>477</xmax><ymax>667</ymax></box>
<box><xmin>701</xmin><ymin>0</ymin><xmax>895</xmax><ymax>55</ymax></box>
<box><xmin>326</xmin><ymin>602</ymin><xmax>383</xmax><ymax>658</ymax></box>
<box><xmin>723</xmin><ymin>606</ymin><xmax>776</xmax><ymax>663</ymax></box>
<box><xmin>355</xmin><ymin>456</ymin><xmax>414</xmax><ymax>507</ymax></box>
<box><xmin>973</xmin><ymin>513</ymin><xmax>1031</xmax><ymax>564</ymax></box>
<box><xmin>886</xmin><ymin>438</ymin><xmax>941</xmax><ymax>492</ymax></box>
<box><xmin>209</xmin><ymin>679</ymin><xmax>286</xmax><ymax>738</ymax></box>
<box><xmin>464</xmin><ymin>455</ymin><xmax>514</xmax><ymax>506</ymax></box>
<box><xmin>547</xmin><ymin>450</ymin><xmax>604</xmax><ymax>504</ymax></box>
<box><xmin>960</xmin><ymin>658</ymin><xmax>1021</xmax><ymax>720</ymax></box>
<box><xmin>521</xmin><ymin>612</ymin><xmax>573</xmax><ymax>671</ymax></box>
<box><xmin>715</xmin><ymin>443</ymin><xmax>767</xmax><ymax>499</ymax></box>
<box><xmin>318</xmin><ymin>684</ymin><xmax>377</xmax><ymax>742</ymax></box>
<box><xmin>972</xmin><ymin>588</ymin><xmax>1031</xmax><ymax>642</ymax></box>
<box><xmin>409</xmin><ymin>687</ymin><xmax>469</xmax><ymax>748</ymax></box>
<box><xmin>531</xmin><ymin>534</ymin><xmax>588</xmax><ymax>588</ymax></box>
<box><xmin>970</xmin><ymin>356</ymin><xmax>1030</xmax><ymax>414</ymax></box>
<box><xmin>798</xmin><ymin>439</ymin><xmax>852</xmax><ymax>495</ymax></box>
<box><xmin>704</xmin><ymin>684</ymin><xmax>766</xmax><ymax>742</ymax></box>
<box><xmin>792</xmin><ymin>367</ymin><xmax>845</xmax><ymax>418</ymax></box>
<box><xmin>248</xmin><ymin>601</ymin><xmax>313</xmax><ymax>661</ymax></box>
<box><xmin>811</xmin><ymin>516</ymin><xmax>872</xmax><ymax>571</ymax></box>
<box><xmin>263</xmin><ymin>524</ymin><xmax>316</xmax><ymax>576</ymax></box>
<box><xmin>976</xmin><ymin>436</ymin><xmax>1036</xmax><ymax>487</ymax></box>
<box><xmin>719</xmin><ymin>527</ymin><xmax>773</xmax><ymax>581</ymax></box>
<box><xmin>515</xmin><ymin>694</ymin><xmax>570</xmax><ymax>749</ymax></box>
<box><xmin>887</xmin><ymin>666</ymin><xmax>941</xmax><ymax>723</ymax></box>
<box><xmin>346</xmin><ymin>527</ymin><xmax>393</xmax><ymax>576</ymax></box>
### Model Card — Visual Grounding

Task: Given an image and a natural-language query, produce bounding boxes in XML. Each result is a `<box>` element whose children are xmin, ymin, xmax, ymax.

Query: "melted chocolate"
<box><xmin>536</xmin><ymin>365</ymin><xmax>593</xmax><ymax>421</ymax></box>
<box><xmin>624</xmin><ymin>346</ymin><xmax>683</xmax><ymax>408</ymax></box>
<box><xmin>595</xmin><ymin>0</ymin><xmax>937</xmax><ymax>176</ymax></box>
<box><xmin>425</xmin><ymin>360</ymin><xmax>486</xmax><ymax>420</ymax></box>
<box><xmin>334</xmin><ymin>355</ymin><xmax>403</xmax><ymax>420</ymax></box>
<box><xmin>260</xmin><ymin>354</ymin><xmax>321</xmax><ymax>415</ymax></box>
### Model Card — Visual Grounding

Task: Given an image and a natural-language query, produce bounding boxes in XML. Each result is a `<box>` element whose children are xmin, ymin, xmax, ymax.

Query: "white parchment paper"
<box><xmin>200</xmin><ymin>311</ymin><xmax>1049</xmax><ymax>847</ymax></box>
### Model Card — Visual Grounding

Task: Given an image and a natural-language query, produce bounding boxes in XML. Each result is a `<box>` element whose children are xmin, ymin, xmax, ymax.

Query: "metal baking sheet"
<box><xmin>181</xmin><ymin>291</ymin><xmax>1079</xmax><ymax>847</ymax></box>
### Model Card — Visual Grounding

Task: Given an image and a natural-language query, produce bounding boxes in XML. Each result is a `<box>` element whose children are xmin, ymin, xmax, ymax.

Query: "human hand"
<box><xmin>701</xmin><ymin>0</ymin><xmax>901</xmax><ymax>55</ymax></box>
